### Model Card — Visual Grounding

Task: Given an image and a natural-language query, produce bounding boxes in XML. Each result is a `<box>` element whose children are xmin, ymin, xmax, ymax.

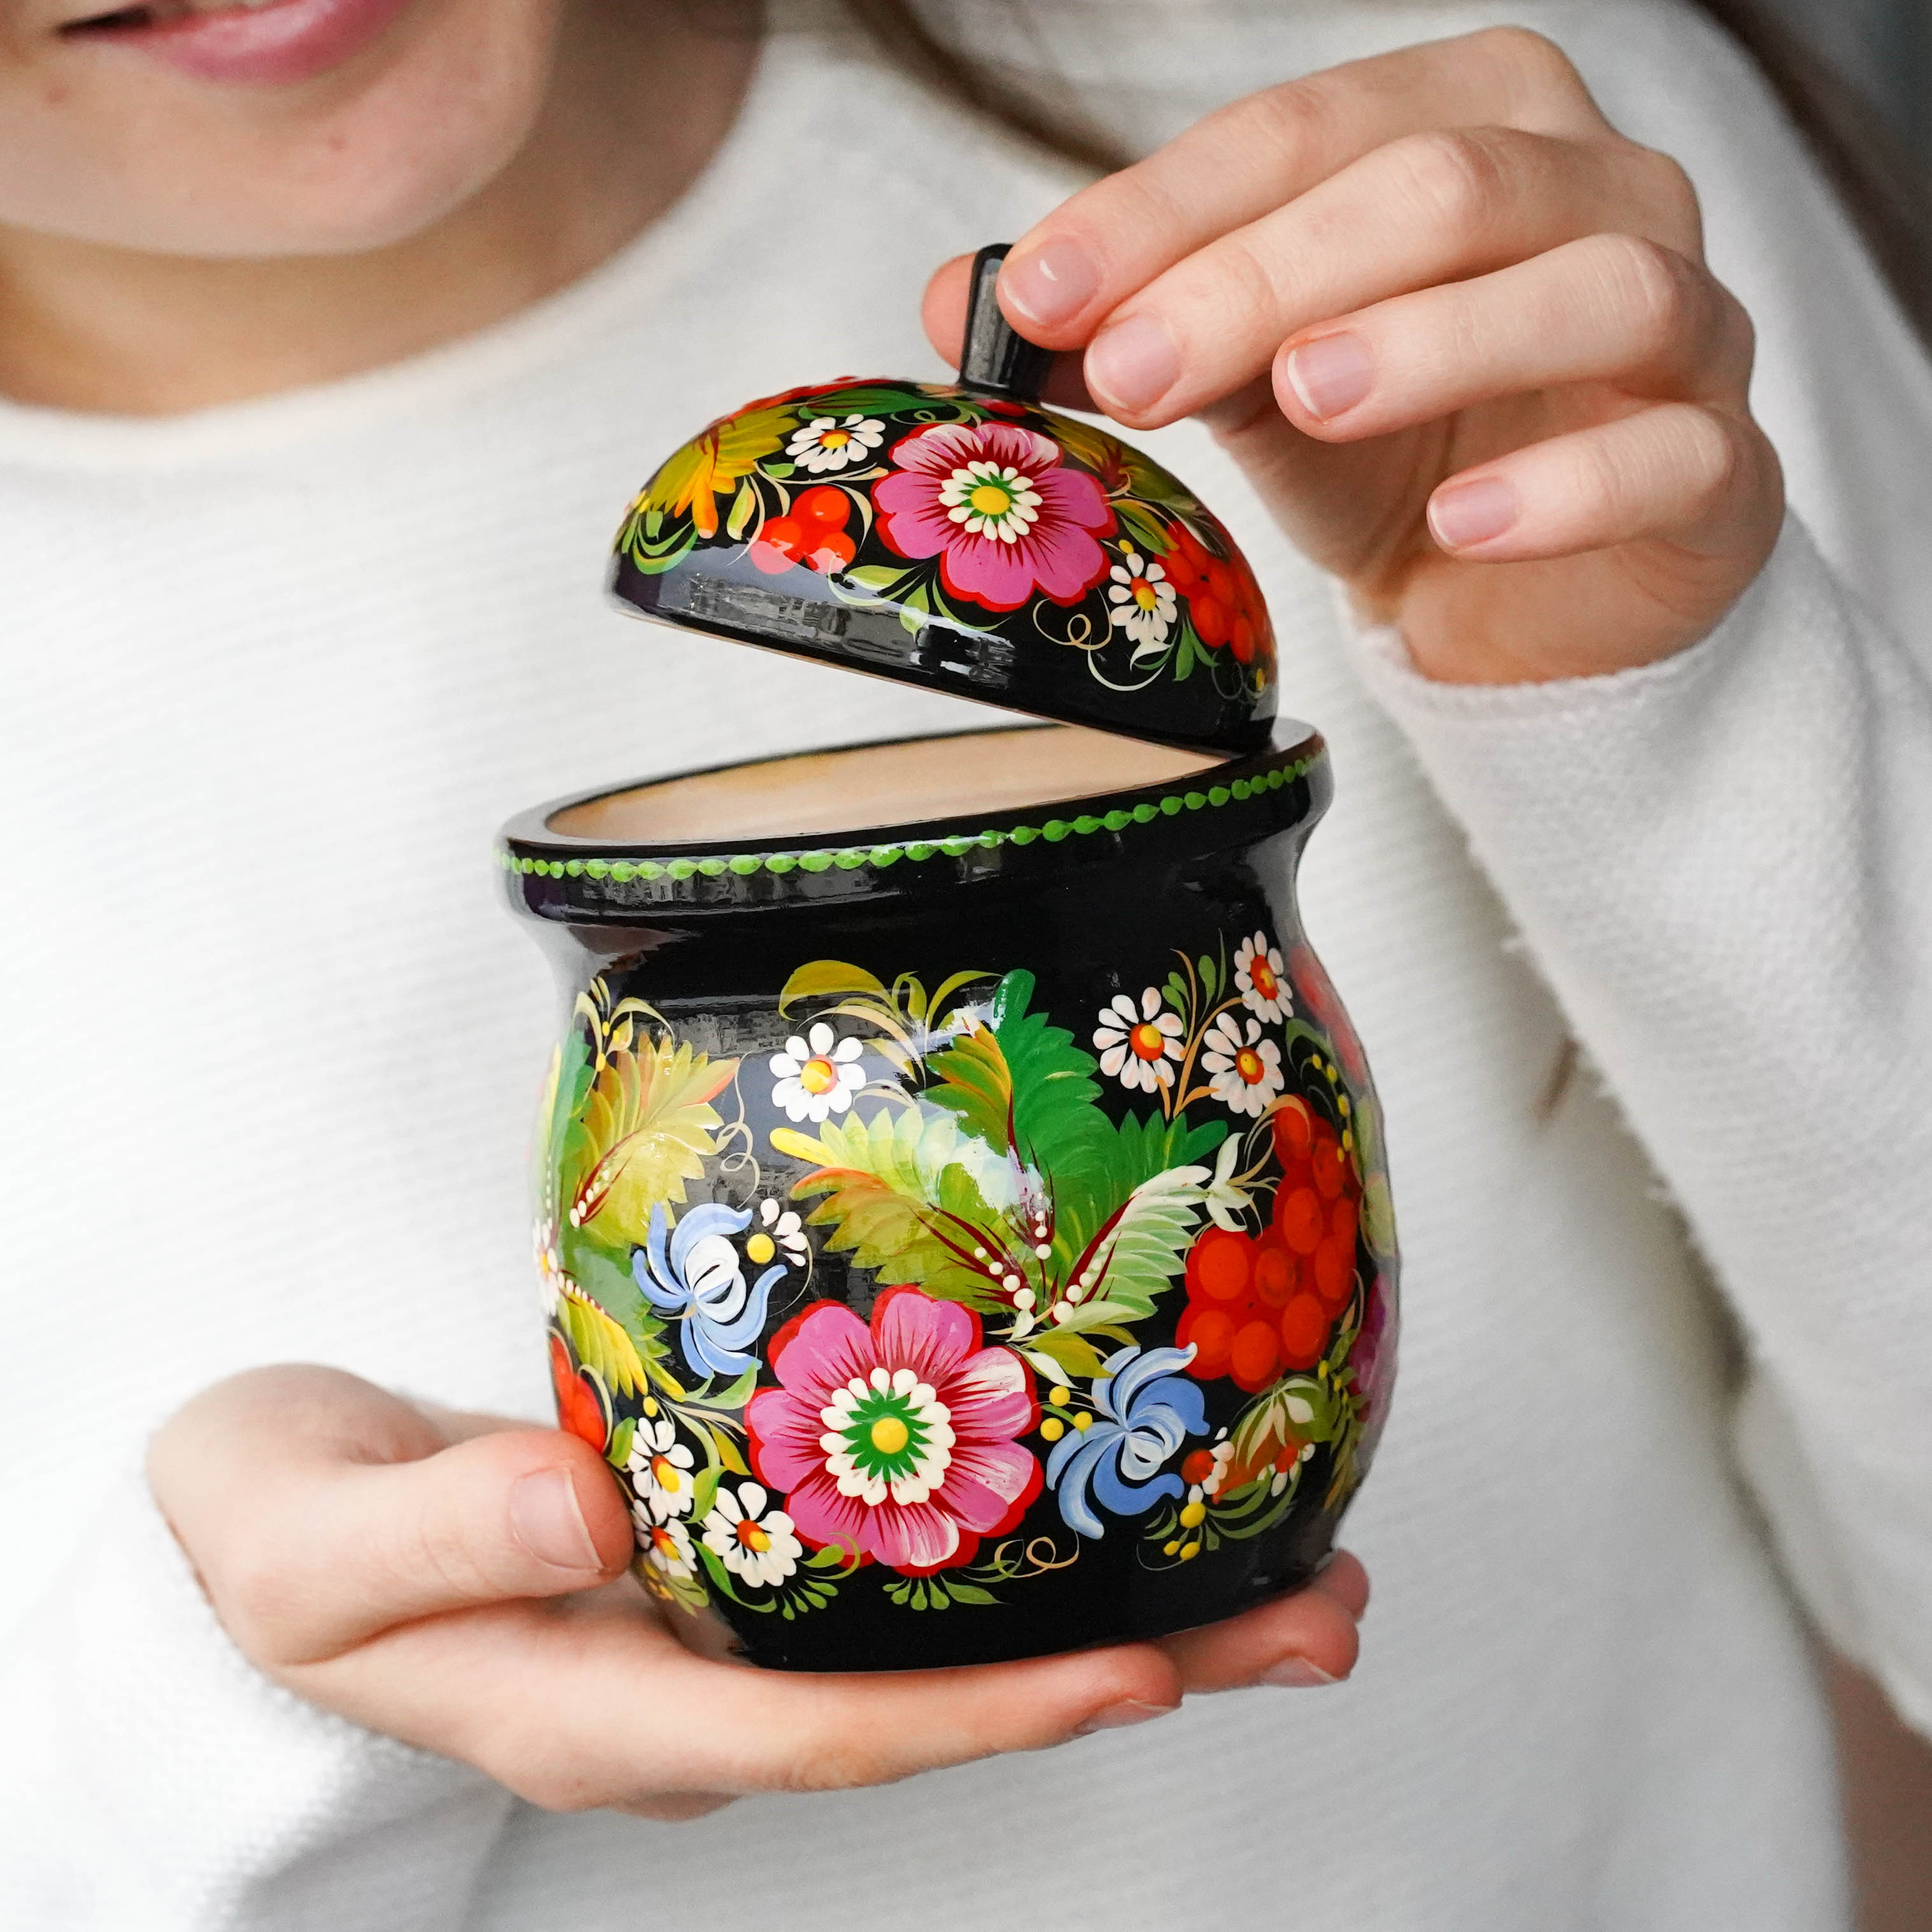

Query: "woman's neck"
<box><xmin>0</xmin><ymin>0</ymin><xmax>758</xmax><ymax>416</ymax></box>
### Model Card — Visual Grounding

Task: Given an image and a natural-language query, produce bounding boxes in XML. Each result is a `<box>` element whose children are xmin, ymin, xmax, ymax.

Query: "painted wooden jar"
<box><xmin>500</xmin><ymin>253</ymin><xmax>1398</xmax><ymax>1672</ymax></box>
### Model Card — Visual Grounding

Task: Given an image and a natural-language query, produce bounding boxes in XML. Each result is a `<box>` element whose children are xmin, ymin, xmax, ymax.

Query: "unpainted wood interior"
<box><xmin>549</xmin><ymin>726</ymin><xmax>1222</xmax><ymax>845</ymax></box>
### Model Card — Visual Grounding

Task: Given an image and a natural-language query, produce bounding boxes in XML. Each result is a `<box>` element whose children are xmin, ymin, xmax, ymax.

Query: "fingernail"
<box><xmin>1085</xmin><ymin>313</ymin><xmax>1180</xmax><ymax>415</ymax></box>
<box><xmin>509</xmin><ymin>1467</ymin><xmax>601</xmax><ymax>1571</ymax></box>
<box><xmin>1260</xmin><ymin>1655</ymin><xmax>1340</xmax><ymax>1688</ymax></box>
<box><xmin>1002</xmin><ymin>236</ymin><xmax>1099</xmax><ymax>330</ymax></box>
<box><xmin>1075</xmin><ymin>1698</ymin><xmax>1178</xmax><ymax>1736</ymax></box>
<box><xmin>1429</xmin><ymin>476</ymin><xmax>1519</xmax><ymax>550</ymax></box>
<box><xmin>1282</xmin><ymin>332</ymin><xmax>1373</xmax><ymax>421</ymax></box>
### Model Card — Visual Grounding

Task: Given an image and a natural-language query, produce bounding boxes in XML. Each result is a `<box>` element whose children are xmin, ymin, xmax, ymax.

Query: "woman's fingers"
<box><xmin>612</xmin><ymin>1791</ymin><xmax>739</xmax><ymax>1824</ymax></box>
<box><xmin>311</xmin><ymin>1546</ymin><xmax>1369</xmax><ymax>1812</ymax></box>
<box><xmin>149</xmin><ymin>1366</ymin><xmax>635</xmax><ymax>1666</ymax></box>
<box><xmin>657</xmin><ymin>1642</ymin><xmax>1181</xmax><ymax>1793</ymax></box>
<box><xmin>1275</xmin><ymin>234</ymin><xmax>1753</xmax><ymax>441</ymax></box>
<box><xmin>998</xmin><ymin>27</ymin><xmax>1612</xmax><ymax>346</ymax></box>
<box><xmin>1159</xmin><ymin>1551</ymin><xmax>1370</xmax><ymax>1693</ymax></box>
<box><xmin>587</xmin><ymin>1569</ymin><xmax>1369</xmax><ymax>1793</ymax></box>
<box><xmin>1311</xmin><ymin>1546</ymin><xmax>1372</xmax><ymax>1618</ymax></box>
<box><xmin>1082</xmin><ymin>125</ymin><xmax>1699</xmax><ymax>425</ymax></box>
<box><xmin>327</xmin><ymin>1586</ymin><xmax>1190</xmax><ymax>1810</ymax></box>
<box><xmin>508</xmin><ymin>1584</ymin><xmax>1359</xmax><ymax>1801</ymax></box>
<box><xmin>1424</xmin><ymin>400</ymin><xmax>1776</xmax><ymax>563</ymax></box>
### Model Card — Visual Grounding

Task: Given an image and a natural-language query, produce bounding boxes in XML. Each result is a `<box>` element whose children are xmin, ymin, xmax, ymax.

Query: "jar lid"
<box><xmin>610</xmin><ymin>247</ymin><xmax>1277</xmax><ymax>755</ymax></box>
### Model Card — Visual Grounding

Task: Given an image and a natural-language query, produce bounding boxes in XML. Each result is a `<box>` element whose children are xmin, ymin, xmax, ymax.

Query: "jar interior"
<box><xmin>547</xmin><ymin>725</ymin><xmax>1222</xmax><ymax>845</ymax></box>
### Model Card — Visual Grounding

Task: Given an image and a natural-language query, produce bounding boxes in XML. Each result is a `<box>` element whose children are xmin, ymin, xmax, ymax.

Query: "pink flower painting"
<box><xmin>873</xmin><ymin>420</ymin><xmax>1115</xmax><ymax>612</ymax></box>
<box><xmin>746</xmin><ymin>1287</ymin><xmax>1042</xmax><ymax>1576</ymax></box>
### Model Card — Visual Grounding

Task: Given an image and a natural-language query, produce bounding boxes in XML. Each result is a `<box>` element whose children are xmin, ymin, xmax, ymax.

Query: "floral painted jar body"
<box><xmin>503</xmin><ymin>724</ymin><xmax>1397</xmax><ymax>1671</ymax></box>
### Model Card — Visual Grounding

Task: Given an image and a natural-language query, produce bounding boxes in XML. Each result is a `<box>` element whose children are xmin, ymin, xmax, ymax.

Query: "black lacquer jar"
<box><xmin>501</xmin><ymin>252</ymin><xmax>1397</xmax><ymax>1670</ymax></box>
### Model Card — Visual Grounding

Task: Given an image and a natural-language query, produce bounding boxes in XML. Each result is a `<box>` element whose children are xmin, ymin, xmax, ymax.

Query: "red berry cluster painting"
<box><xmin>1179</xmin><ymin>1097</ymin><xmax>1364</xmax><ymax>1393</ymax></box>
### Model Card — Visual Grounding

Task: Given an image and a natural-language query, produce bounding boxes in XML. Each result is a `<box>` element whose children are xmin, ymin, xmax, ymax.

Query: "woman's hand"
<box><xmin>148</xmin><ymin>1367</ymin><xmax>1367</xmax><ymax>1820</ymax></box>
<box><xmin>924</xmin><ymin>27</ymin><xmax>1784</xmax><ymax>686</ymax></box>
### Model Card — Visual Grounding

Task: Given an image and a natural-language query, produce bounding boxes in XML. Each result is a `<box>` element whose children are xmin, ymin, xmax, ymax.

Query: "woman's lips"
<box><xmin>60</xmin><ymin>0</ymin><xmax>416</xmax><ymax>84</ymax></box>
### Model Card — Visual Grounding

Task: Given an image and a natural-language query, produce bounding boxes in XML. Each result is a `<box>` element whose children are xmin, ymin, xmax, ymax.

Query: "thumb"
<box><xmin>302</xmin><ymin>1428</ymin><xmax>638</xmax><ymax>1656</ymax></box>
<box><xmin>150</xmin><ymin>1366</ymin><xmax>635</xmax><ymax>1668</ymax></box>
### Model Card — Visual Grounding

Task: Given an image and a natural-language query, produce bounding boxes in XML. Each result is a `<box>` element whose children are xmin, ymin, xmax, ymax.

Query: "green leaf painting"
<box><xmin>775</xmin><ymin>1107</ymin><xmax>1017</xmax><ymax>1309</ymax></box>
<box><xmin>927</xmin><ymin>968</ymin><xmax>1103</xmax><ymax>1178</ymax></box>
<box><xmin>555</xmin><ymin>1286</ymin><xmax>652</xmax><ymax>1400</ymax></box>
<box><xmin>782</xmin><ymin>969</ymin><xmax>1230</xmax><ymax>1328</ymax></box>
<box><xmin>563</xmin><ymin>1021</ymin><xmax>736</xmax><ymax>1241</ymax></box>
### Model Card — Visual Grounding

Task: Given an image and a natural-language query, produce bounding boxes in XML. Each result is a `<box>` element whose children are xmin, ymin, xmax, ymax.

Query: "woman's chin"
<box><xmin>12</xmin><ymin>0</ymin><xmax>559</xmax><ymax>257</ymax></box>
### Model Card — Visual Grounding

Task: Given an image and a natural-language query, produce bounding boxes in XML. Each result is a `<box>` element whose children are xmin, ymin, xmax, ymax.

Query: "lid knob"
<box><xmin>957</xmin><ymin>243</ymin><xmax>1053</xmax><ymax>402</ymax></box>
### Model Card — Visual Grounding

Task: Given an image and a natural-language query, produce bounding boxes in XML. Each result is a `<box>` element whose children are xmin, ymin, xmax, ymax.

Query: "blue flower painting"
<box><xmin>635</xmin><ymin>1202</ymin><xmax>781</xmax><ymax>1381</ymax></box>
<box><xmin>1048</xmin><ymin>1344</ymin><xmax>1207</xmax><ymax>1538</ymax></box>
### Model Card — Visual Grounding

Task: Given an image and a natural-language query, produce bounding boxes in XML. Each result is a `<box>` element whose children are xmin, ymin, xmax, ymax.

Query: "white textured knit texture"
<box><xmin>1352</xmin><ymin>514</ymin><xmax>1932</xmax><ymax>1738</ymax></box>
<box><xmin>2</xmin><ymin>3</ymin><xmax>1925</xmax><ymax>1926</ymax></box>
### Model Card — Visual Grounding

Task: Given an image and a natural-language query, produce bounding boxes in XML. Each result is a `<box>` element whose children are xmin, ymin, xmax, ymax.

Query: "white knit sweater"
<box><xmin>3</xmin><ymin>4</ymin><xmax>1929</xmax><ymax>1927</ymax></box>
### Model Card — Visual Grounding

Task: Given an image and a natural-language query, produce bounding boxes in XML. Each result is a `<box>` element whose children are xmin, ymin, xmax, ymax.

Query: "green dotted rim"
<box><xmin>501</xmin><ymin>748</ymin><xmax>1320</xmax><ymax>885</ymax></box>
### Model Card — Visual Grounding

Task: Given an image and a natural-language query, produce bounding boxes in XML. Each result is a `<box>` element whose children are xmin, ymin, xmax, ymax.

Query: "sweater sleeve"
<box><xmin>0</xmin><ymin>1468</ymin><xmax>512</xmax><ymax>1932</ymax></box>
<box><xmin>1349</xmin><ymin>513</ymin><xmax>1932</xmax><ymax>1734</ymax></box>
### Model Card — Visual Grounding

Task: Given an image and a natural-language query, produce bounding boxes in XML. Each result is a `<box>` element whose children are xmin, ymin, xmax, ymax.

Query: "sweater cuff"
<box><xmin>1341</xmin><ymin>512</ymin><xmax>1793</xmax><ymax>745</ymax></box>
<box><xmin>0</xmin><ymin>1472</ymin><xmax>509</xmax><ymax>1932</ymax></box>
